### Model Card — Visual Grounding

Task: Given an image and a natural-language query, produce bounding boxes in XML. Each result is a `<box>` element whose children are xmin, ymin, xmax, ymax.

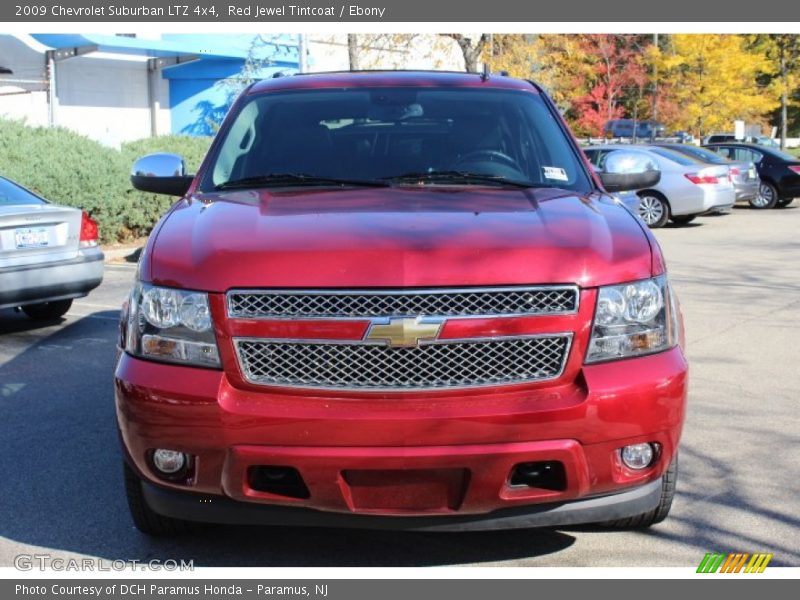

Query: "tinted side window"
<box><xmin>735</xmin><ymin>149</ymin><xmax>763</xmax><ymax>163</ymax></box>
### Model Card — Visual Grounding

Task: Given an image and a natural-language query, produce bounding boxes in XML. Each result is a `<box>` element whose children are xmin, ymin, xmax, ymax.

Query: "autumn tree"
<box><xmin>750</xmin><ymin>34</ymin><xmax>800</xmax><ymax>148</ymax></box>
<box><xmin>571</xmin><ymin>35</ymin><xmax>650</xmax><ymax>137</ymax></box>
<box><xmin>654</xmin><ymin>34</ymin><xmax>777</xmax><ymax>137</ymax></box>
<box><xmin>441</xmin><ymin>34</ymin><xmax>490</xmax><ymax>73</ymax></box>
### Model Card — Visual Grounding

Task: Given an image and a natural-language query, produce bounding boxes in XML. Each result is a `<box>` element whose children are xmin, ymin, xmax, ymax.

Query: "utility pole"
<box><xmin>651</xmin><ymin>33</ymin><xmax>658</xmax><ymax>142</ymax></box>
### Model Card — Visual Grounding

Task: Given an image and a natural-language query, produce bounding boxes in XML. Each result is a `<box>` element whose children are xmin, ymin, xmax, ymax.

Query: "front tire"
<box><xmin>637</xmin><ymin>192</ymin><xmax>670</xmax><ymax>228</ymax></box>
<box><xmin>21</xmin><ymin>299</ymin><xmax>72</xmax><ymax>320</ymax></box>
<box><xmin>751</xmin><ymin>183</ymin><xmax>779</xmax><ymax>209</ymax></box>
<box><xmin>601</xmin><ymin>455</ymin><xmax>678</xmax><ymax>529</ymax></box>
<box><xmin>123</xmin><ymin>462</ymin><xmax>195</xmax><ymax>536</ymax></box>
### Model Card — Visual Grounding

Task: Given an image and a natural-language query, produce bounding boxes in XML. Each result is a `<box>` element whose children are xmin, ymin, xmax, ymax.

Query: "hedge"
<box><xmin>0</xmin><ymin>118</ymin><xmax>212</xmax><ymax>244</ymax></box>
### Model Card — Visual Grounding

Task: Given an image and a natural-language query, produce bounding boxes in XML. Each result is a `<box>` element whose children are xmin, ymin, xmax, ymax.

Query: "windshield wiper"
<box><xmin>382</xmin><ymin>170</ymin><xmax>545</xmax><ymax>188</ymax></box>
<box><xmin>215</xmin><ymin>173</ymin><xmax>389</xmax><ymax>190</ymax></box>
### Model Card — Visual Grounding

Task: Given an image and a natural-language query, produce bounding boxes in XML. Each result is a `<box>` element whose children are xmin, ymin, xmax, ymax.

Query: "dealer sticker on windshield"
<box><xmin>543</xmin><ymin>166</ymin><xmax>569</xmax><ymax>182</ymax></box>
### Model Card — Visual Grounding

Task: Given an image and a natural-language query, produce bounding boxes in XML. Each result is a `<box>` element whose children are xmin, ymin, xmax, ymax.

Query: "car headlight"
<box><xmin>125</xmin><ymin>282</ymin><xmax>221</xmax><ymax>368</ymax></box>
<box><xmin>586</xmin><ymin>275</ymin><xmax>679</xmax><ymax>363</ymax></box>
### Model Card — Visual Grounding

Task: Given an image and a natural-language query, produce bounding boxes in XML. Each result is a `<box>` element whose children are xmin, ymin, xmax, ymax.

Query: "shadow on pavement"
<box><xmin>0</xmin><ymin>310</ymin><xmax>576</xmax><ymax>567</ymax></box>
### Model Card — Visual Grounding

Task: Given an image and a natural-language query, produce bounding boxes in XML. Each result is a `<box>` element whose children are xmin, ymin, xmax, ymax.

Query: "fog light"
<box><xmin>621</xmin><ymin>443</ymin><xmax>655</xmax><ymax>470</ymax></box>
<box><xmin>152</xmin><ymin>449</ymin><xmax>186</xmax><ymax>474</ymax></box>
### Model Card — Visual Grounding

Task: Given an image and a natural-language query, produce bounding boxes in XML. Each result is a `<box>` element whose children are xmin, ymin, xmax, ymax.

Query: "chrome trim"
<box><xmin>226</xmin><ymin>285</ymin><xmax>581</xmax><ymax>320</ymax></box>
<box><xmin>232</xmin><ymin>332</ymin><xmax>573</xmax><ymax>392</ymax></box>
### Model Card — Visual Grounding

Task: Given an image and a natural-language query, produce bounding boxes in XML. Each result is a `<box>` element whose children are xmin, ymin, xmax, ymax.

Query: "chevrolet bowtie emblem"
<box><xmin>364</xmin><ymin>317</ymin><xmax>445</xmax><ymax>347</ymax></box>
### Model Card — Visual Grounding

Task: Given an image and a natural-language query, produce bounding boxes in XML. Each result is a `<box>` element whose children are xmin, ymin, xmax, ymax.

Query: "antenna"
<box><xmin>481</xmin><ymin>63</ymin><xmax>490</xmax><ymax>80</ymax></box>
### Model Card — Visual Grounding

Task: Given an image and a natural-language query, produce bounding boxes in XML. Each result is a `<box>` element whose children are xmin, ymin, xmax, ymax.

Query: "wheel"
<box><xmin>776</xmin><ymin>198</ymin><xmax>794</xmax><ymax>208</ymax></box>
<box><xmin>123</xmin><ymin>461</ymin><xmax>195</xmax><ymax>536</ymax></box>
<box><xmin>751</xmin><ymin>182</ymin><xmax>778</xmax><ymax>209</ymax></box>
<box><xmin>601</xmin><ymin>455</ymin><xmax>678</xmax><ymax>529</ymax></box>
<box><xmin>669</xmin><ymin>214</ymin><xmax>696</xmax><ymax>225</ymax></box>
<box><xmin>637</xmin><ymin>192</ymin><xmax>670</xmax><ymax>228</ymax></box>
<box><xmin>21</xmin><ymin>299</ymin><xmax>72</xmax><ymax>320</ymax></box>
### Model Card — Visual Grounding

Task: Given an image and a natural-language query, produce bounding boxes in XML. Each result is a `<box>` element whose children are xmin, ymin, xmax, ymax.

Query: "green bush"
<box><xmin>0</xmin><ymin>118</ymin><xmax>212</xmax><ymax>243</ymax></box>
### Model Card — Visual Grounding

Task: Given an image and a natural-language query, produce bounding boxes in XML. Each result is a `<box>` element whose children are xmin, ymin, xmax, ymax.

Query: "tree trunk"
<box><xmin>780</xmin><ymin>47</ymin><xmax>787</xmax><ymax>150</ymax></box>
<box><xmin>348</xmin><ymin>34</ymin><xmax>360</xmax><ymax>71</ymax></box>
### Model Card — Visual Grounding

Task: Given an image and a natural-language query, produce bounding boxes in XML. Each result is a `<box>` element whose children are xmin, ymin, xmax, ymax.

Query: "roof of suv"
<box><xmin>247</xmin><ymin>70</ymin><xmax>539</xmax><ymax>95</ymax></box>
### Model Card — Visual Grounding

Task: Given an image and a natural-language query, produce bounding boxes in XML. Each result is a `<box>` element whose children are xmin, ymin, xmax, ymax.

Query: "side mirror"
<box><xmin>597</xmin><ymin>150</ymin><xmax>660</xmax><ymax>193</ymax></box>
<box><xmin>131</xmin><ymin>153</ymin><xmax>194</xmax><ymax>196</ymax></box>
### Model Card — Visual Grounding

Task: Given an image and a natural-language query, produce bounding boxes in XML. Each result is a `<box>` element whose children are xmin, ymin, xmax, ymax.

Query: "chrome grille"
<box><xmin>228</xmin><ymin>286</ymin><xmax>578</xmax><ymax>319</ymax></box>
<box><xmin>234</xmin><ymin>335</ymin><xmax>572</xmax><ymax>391</ymax></box>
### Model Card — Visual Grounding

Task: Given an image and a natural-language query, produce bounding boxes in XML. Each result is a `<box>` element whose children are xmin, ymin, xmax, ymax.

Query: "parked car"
<box><xmin>604</xmin><ymin>119</ymin><xmax>665</xmax><ymax>139</ymax></box>
<box><xmin>703</xmin><ymin>142</ymin><xmax>800</xmax><ymax>208</ymax></box>
<box><xmin>704</xmin><ymin>133</ymin><xmax>779</xmax><ymax>148</ymax></box>
<box><xmin>0</xmin><ymin>175</ymin><xmax>103</xmax><ymax>319</ymax></box>
<box><xmin>652</xmin><ymin>143</ymin><xmax>760</xmax><ymax>207</ymax></box>
<box><xmin>117</xmin><ymin>71</ymin><xmax>686</xmax><ymax>536</ymax></box>
<box><xmin>584</xmin><ymin>144</ymin><xmax>735</xmax><ymax>228</ymax></box>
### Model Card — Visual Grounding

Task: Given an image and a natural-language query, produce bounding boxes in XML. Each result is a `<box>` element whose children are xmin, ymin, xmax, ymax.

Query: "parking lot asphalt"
<box><xmin>1</xmin><ymin>205</ymin><xmax>798</xmax><ymax>568</ymax></box>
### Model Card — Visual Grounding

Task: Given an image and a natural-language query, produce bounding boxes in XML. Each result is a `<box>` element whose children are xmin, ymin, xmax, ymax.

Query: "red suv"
<box><xmin>117</xmin><ymin>71</ymin><xmax>687</xmax><ymax>535</ymax></box>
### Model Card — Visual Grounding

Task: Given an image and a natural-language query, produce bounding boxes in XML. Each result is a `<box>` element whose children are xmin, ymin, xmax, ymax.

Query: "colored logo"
<box><xmin>697</xmin><ymin>552</ymin><xmax>773</xmax><ymax>573</ymax></box>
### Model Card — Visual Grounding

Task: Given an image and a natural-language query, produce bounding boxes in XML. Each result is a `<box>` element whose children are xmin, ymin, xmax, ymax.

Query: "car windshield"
<box><xmin>664</xmin><ymin>145</ymin><xmax>729</xmax><ymax>165</ymax></box>
<box><xmin>201</xmin><ymin>87</ymin><xmax>592</xmax><ymax>193</ymax></box>
<box><xmin>0</xmin><ymin>177</ymin><xmax>46</xmax><ymax>207</ymax></box>
<box><xmin>646</xmin><ymin>146</ymin><xmax>700</xmax><ymax>166</ymax></box>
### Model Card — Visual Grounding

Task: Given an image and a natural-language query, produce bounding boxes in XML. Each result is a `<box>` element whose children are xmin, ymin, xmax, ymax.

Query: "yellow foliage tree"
<box><xmin>654</xmin><ymin>34</ymin><xmax>777</xmax><ymax>136</ymax></box>
<box><xmin>489</xmin><ymin>34</ymin><xmax>593</xmax><ymax>112</ymax></box>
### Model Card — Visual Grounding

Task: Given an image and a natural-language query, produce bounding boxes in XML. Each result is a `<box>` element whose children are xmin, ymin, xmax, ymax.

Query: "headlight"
<box><xmin>125</xmin><ymin>283</ymin><xmax>221</xmax><ymax>368</ymax></box>
<box><xmin>586</xmin><ymin>275</ymin><xmax>679</xmax><ymax>363</ymax></box>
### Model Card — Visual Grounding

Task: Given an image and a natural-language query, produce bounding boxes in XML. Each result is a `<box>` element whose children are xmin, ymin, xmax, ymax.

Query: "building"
<box><xmin>0</xmin><ymin>33</ymin><xmax>464</xmax><ymax>146</ymax></box>
<box><xmin>0</xmin><ymin>33</ymin><xmax>300</xmax><ymax>146</ymax></box>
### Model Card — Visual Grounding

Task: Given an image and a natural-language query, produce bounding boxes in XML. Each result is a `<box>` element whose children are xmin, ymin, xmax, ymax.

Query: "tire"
<box><xmin>751</xmin><ymin>182</ymin><xmax>779</xmax><ymax>209</ymax></box>
<box><xmin>776</xmin><ymin>198</ymin><xmax>794</xmax><ymax>208</ymax></box>
<box><xmin>600</xmin><ymin>455</ymin><xmax>678</xmax><ymax>529</ymax></box>
<box><xmin>637</xmin><ymin>192</ymin><xmax>670</xmax><ymax>228</ymax></box>
<box><xmin>21</xmin><ymin>299</ymin><xmax>72</xmax><ymax>320</ymax></box>
<box><xmin>669</xmin><ymin>214</ymin><xmax>696</xmax><ymax>225</ymax></box>
<box><xmin>123</xmin><ymin>461</ymin><xmax>196</xmax><ymax>536</ymax></box>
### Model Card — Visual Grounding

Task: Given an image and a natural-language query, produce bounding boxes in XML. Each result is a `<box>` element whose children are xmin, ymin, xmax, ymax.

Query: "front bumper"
<box><xmin>141</xmin><ymin>476</ymin><xmax>663</xmax><ymax>531</ymax></box>
<box><xmin>116</xmin><ymin>346</ymin><xmax>687</xmax><ymax>528</ymax></box>
<box><xmin>0</xmin><ymin>247</ymin><xmax>104</xmax><ymax>309</ymax></box>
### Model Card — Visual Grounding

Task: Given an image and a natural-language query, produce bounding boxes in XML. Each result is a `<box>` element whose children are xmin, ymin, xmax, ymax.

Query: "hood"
<box><xmin>146</xmin><ymin>187</ymin><xmax>655</xmax><ymax>291</ymax></box>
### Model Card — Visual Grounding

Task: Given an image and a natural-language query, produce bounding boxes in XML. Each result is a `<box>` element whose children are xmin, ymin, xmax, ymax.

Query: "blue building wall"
<box><xmin>160</xmin><ymin>34</ymin><xmax>300</xmax><ymax>136</ymax></box>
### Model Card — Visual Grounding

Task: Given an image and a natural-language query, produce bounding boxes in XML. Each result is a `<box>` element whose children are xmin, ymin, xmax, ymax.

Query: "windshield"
<box><xmin>0</xmin><ymin>177</ymin><xmax>46</xmax><ymax>207</ymax></box>
<box><xmin>664</xmin><ymin>145</ymin><xmax>729</xmax><ymax>165</ymax></box>
<box><xmin>200</xmin><ymin>87</ymin><xmax>592</xmax><ymax>192</ymax></box>
<box><xmin>646</xmin><ymin>146</ymin><xmax>701</xmax><ymax>166</ymax></box>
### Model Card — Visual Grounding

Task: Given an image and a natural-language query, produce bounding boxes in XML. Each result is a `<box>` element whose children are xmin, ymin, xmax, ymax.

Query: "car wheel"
<box><xmin>123</xmin><ymin>461</ymin><xmax>196</xmax><ymax>536</ymax></box>
<box><xmin>669</xmin><ymin>214</ymin><xmax>696</xmax><ymax>225</ymax></box>
<box><xmin>21</xmin><ymin>299</ymin><xmax>73</xmax><ymax>320</ymax></box>
<box><xmin>600</xmin><ymin>455</ymin><xmax>678</xmax><ymax>529</ymax></box>
<box><xmin>776</xmin><ymin>198</ymin><xmax>794</xmax><ymax>208</ymax></box>
<box><xmin>751</xmin><ymin>183</ymin><xmax>779</xmax><ymax>209</ymax></box>
<box><xmin>637</xmin><ymin>192</ymin><xmax>670</xmax><ymax>228</ymax></box>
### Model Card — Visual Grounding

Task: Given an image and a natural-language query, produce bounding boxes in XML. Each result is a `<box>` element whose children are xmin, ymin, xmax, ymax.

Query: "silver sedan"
<box><xmin>651</xmin><ymin>143</ymin><xmax>759</xmax><ymax>206</ymax></box>
<box><xmin>0</xmin><ymin>175</ymin><xmax>103</xmax><ymax>320</ymax></box>
<box><xmin>584</xmin><ymin>145</ymin><xmax>736</xmax><ymax>228</ymax></box>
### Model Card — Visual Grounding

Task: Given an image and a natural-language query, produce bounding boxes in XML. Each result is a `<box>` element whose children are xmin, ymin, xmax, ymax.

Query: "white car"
<box><xmin>0</xmin><ymin>175</ymin><xmax>103</xmax><ymax>320</ymax></box>
<box><xmin>584</xmin><ymin>145</ymin><xmax>736</xmax><ymax>228</ymax></box>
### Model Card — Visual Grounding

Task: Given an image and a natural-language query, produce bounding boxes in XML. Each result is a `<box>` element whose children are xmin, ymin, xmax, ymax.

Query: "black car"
<box><xmin>703</xmin><ymin>143</ymin><xmax>800</xmax><ymax>209</ymax></box>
